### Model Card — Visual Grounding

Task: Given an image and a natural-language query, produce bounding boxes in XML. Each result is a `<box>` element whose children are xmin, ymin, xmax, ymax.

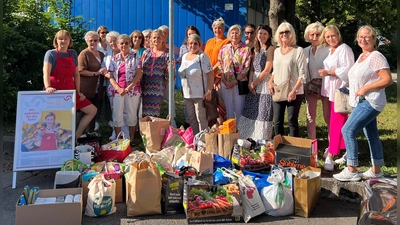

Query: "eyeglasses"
<box><xmin>88</xmin><ymin>39</ymin><xmax>98</xmax><ymax>43</ymax></box>
<box><xmin>133</xmin><ymin>36</ymin><xmax>143</xmax><ymax>39</ymax></box>
<box><xmin>119</xmin><ymin>42</ymin><xmax>130</xmax><ymax>45</ymax></box>
<box><xmin>245</xmin><ymin>31</ymin><xmax>254</xmax><ymax>35</ymax></box>
<box><xmin>279</xmin><ymin>30</ymin><xmax>290</xmax><ymax>35</ymax></box>
<box><xmin>100</xmin><ymin>31</ymin><xmax>109</xmax><ymax>34</ymax></box>
<box><xmin>358</xmin><ymin>36</ymin><xmax>371</xmax><ymax>41</ymax></box>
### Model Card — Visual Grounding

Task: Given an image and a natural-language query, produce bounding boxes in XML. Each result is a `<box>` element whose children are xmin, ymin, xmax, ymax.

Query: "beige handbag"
<box><xmin>334</xmin><ymin>89</ymin><xmax>353</xmax><ymax>114</ymax></box>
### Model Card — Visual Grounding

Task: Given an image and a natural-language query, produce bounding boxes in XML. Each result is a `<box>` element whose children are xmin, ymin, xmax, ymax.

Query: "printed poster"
<box><xmin>13</xmin><ymin>90</ymin><xmax>76</xmax><ymax>171</ymax></box>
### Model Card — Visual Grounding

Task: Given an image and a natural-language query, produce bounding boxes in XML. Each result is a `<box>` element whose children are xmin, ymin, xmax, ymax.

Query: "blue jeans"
<box><xmin>341</xmin><ymin>99</ymin><xmax>384</xmax><ymax>167</ymax></box>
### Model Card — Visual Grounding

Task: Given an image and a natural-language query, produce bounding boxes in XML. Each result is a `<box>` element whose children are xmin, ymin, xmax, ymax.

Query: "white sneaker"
<box><xmin>94</xmin><ymin>122</ymin><xmax>100</xmax><ymax>131</ymax></box>
<box><xmin>333</xmin><ymin>167</ymin><xmax>361</xmax><ymax>182</ymax></box>
<box><xmin>324</xmin><ymin>157</ymin><xmax>334</xmax><ymax>171</ymax></box>
<box><xmin>108</xmin><ymin>121</ymin><xmax>113</xmax><ymax>128</ymax></box>
<box><xmin>334</xmin><ymin>152</ymin><xmax>347</xmax><ymax>164</ymax></box>
<box><xmin>323</xmin><ymin>148</ymin><xmax>329</xmax><ymax>158</ymax></box>
<box><xmin>361</xmin><ymin>168</ymin><xmax>383</xmax><ymax>180</ymax></box>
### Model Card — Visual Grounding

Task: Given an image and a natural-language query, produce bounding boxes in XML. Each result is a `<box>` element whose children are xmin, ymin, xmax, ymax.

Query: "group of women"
<box><xmin>43</xmin><ymin>20</ymin><xmax>392</xmax><ymax>181</ymax></box>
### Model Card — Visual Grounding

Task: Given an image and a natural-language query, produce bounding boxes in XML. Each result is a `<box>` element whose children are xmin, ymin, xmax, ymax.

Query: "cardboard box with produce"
<box><xmin>184</xmin><ymin>183</ymin><xmax>242</xmax><ymax>223</ymax></box>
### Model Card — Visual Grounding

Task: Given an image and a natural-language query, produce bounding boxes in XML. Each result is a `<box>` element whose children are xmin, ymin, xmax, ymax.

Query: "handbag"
<box><xmin>100</xmin><ymin>132</ymin><xmax>131</xmax><ymax>162</ymax></box>
<box><xmin>306</xmin><ymin>78</ymin><xmax>322</xmax><ymax>94</ymax></box>
<box><xmin>272</xmin><ymin>47</ymin><xmax>298</xmax><ymax>102</ymax></box>
<box><xmin>334</xmin><ymin>88</ymin><xmax>353</xmax><ymax>114</ymax></box>
<box><xmin>199</xmin><ymin>54</ymin><xmax>219</xmax><ymax>123</ymax></box>
<box><xmin>237</xmin><ymin>80</ymin><xmax>250</xmax><ymax>95</ymax></box>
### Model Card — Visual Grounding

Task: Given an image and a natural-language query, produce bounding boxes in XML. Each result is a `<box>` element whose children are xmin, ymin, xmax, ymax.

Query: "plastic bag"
<box><xmin>213</xmin><ymin>154</ymin><xmax>231</xmax><ymax>172</ymax></box>
<box><xmin>213</xmin><ymin>168</ymin><xmax>229</xmax><ymax>185</ymax></box>
<box><xmin>242</xmin><ymin>170</ymin><xmax>271</xmax><ymax>194</ymax></box>
<box><xmin>261</xmin><ymin>168</ymin><xmax>294</xmax><ymax>216</ymax></box>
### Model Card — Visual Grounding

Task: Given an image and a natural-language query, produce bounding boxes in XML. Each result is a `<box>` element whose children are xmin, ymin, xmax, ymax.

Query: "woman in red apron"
<box><xmin>42</xmin><ymin>30</ymin><xmax>97</xmax><ymax>140</ymax></box>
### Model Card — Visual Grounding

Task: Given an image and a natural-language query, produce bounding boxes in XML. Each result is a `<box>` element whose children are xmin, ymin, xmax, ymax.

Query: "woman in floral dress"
<box><xmin>238</xmin><ymin>25</ymin><xmax>275</xmax><ymax>140</ymax></box>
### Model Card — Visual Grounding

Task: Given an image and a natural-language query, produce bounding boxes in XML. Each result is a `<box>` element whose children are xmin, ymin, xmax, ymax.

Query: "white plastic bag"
<box><xmin>85</xmin><ymin>173</ymin><xmax>116</xmax><ymax>217</ymax></box>
<box><xmin>223</xmin><ymin>168</ymin><xmax>265</xmax><ymax>223</ymax></box>
<box><xmin>261</xmin><ymin>168</ymin><xmax>294</xmax><ymax>216</ymax></box>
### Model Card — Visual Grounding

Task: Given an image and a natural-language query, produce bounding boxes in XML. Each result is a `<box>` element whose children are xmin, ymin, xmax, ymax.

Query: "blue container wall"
<box><xmin>72</xmin><ymin>0</ymin><xmax>247</xmax><ymax>49</ymax></box>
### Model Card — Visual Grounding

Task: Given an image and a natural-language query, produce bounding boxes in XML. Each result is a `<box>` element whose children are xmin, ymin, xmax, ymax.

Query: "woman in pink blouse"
<box><xmin>217</xmin><ymin>24</ymin><xmax>252</xmax><ymax>121</ymax></box>
<box><xmin>106</xmin><ymin>34</ymin><xmax>142</xmax><ymax>144</ymax></box>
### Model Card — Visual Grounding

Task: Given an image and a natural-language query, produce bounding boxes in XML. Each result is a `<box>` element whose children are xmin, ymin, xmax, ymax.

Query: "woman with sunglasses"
<box><xmin>97</xmin><ymin>26</ymin><xmax>111</xmax><ymax>54</ymax></box>
<box><xmin>140</xmin><ymin>29</ymin><xmax>170</xmax><ymax>117</ymax></box>
<box><xmin>268</xmin><ymin>22</ymin><xmax>306</xmax><ymax>137</ymax></box>
<box><xmin>238</xmin><ymin>24</ymin><xmax>275</xmax><ymax>140</ymax></box>
<box><xmin>318</xmin><ymin>25</ymin><xmax>354</xmax><ymax>171</ymax></box>
<box><xmin>78</xmin><ymin>31</ymin><xmax>106</xmax><ymax>135</ymax></box>
<box><xmin>130</xmin><ymin>30</ymin><xmax>146</xmax><ymax>58</ymax></box>
<box><xmin>106</xmin><ymin>34</ymin><xmax>142</xmax><ymax>144</ymax></box>
<box><xmin>43</xmin><ymin>30</ymin><xmax>96</xmax><ymax>140</ymax></box>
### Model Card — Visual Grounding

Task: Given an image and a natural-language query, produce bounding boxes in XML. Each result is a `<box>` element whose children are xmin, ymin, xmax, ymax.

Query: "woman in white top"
<box><xmin>268</xmin><ymin>22</ymin><xmax>306</xmax><ymax>137</ymax></box>
<box><xmin>317</xmin><ymin>25</ymin><xmax>354</xmax><ymax>171</ymax></box>
<box><xmin>333</xmin><ymin>25</ymin><xmax>392</xmax><ymax>182</ymax></box>
<box><xmin>178</xmin><ymin>34</ymin><xmax>214</xmax><ymax>134</ymax></box>
<box><xmin>97</xmin><ymin>26</ymin><xmax>111</xmax><ymax>54</ymax></box>
<box><xmin>303</xmin><ymin>22</ymin><xmax>330</xmax><ymax>140</ymax></box>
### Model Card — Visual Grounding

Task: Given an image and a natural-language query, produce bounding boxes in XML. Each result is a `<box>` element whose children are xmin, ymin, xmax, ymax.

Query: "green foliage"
<box><xmin>295</xmin><ymin>0</ymin><xmax>397</xmax><ymax>68</ymax></box>
<box><xmin>3</xmin><ymin>0</ymin><xmax>91</xmax><ymax>125</ymax></box>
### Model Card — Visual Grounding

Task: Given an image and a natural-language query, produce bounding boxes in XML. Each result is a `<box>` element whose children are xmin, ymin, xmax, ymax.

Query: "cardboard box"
<box><xmin>274</xmin><ymin>135</ymin><xmax>318</xmax><ymax>170</ymax></box>
<box><xmin>16</xmin><ymin>188</ymin><xmax>82</xmax><ymax>225</ymax></box>
<box><xmin>82</xmin><ymin>176</ymin><xmax>123</xmax><ymax>207</ymax></box>
<box><xmin>184</xmin><ymin>183</ymin><xmax>242</xmax><ymax>224</ymax></box>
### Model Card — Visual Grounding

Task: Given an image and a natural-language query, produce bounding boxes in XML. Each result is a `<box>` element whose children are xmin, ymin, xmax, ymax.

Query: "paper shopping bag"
<box><xmin>127</xmin><ymin>160</ymin><xmax>162</xmax><ymax>216</ymax></box>
<box><xmin>205</xmin><ymin>132</ymin><xmax>218</xmax><ymax>154</ymax></box>
<box><xmin>161</xmin><ymin>172</ymin><xmax>185</xmax><ymax>215</ymax></box>
<box><xmin>189</xmin><ymin>150</ymin><xmax>214</xmax><ymax>175</ymax></box>
<box><xmin>294</xmin><ymin>166</ymin><xmax>321</xmax><ymax>217</ymax></box>
<box><xmin>139</xmin><ymin>116</ymin><xmax>169</xmax><ymax>153</ymax></box>
<box><xmin>218</xmin><ymin>132</ymin><xmax>240</xmax><ymax>159</ymax></box>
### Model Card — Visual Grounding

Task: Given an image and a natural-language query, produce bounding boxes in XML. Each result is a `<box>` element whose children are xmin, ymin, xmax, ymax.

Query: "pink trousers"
<box><xmin>328</xmin><ymin>101</ymin><xmax>347</xmax><ymax>155</ymax></box>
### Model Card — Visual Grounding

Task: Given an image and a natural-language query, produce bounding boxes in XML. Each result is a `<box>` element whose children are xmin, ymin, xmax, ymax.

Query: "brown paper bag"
<box><xmin>218</xmin><ymin>132</ymin><xmax>240</xmax><ymax>159</ymax></box>
<box><xmin>126</xmin><ymin>160</ymin><xmax>162</xmax><ymax>216</ymax></box>
<box><xmin>294</xmin><ymin>166</ymin><xmax>321</xmax><ymax>217</ymax></box>
<box><xmin>205</xmin><ymin>132</ymin><xmax>218</xmax><ymax>154</ymax></box>
<box><xmin>139</xmin><ymin>116</ymin><xmax>169</xmax><ymax>153</ymax></box>
<box><xmin>189</xmin><ymin>150</ymin><xmax>214</xmax><ymax>174</ymax></box>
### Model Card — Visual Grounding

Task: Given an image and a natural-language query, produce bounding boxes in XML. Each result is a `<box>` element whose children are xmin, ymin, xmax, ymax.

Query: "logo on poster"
<box><xmin>22</xmin><ymin>106</ymin><xmax>41</xmax><ymax>124</ymax></box>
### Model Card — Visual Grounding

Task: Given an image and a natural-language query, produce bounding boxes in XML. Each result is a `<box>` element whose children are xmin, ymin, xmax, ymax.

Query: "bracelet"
<box><xmin>93</xmin><ymin>73</ymin><xmax>96</xmax><ymax>76</ymax></box>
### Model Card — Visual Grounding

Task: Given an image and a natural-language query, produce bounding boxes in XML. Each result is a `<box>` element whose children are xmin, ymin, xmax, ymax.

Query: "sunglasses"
<box><xmin>119</xmin><ymin>42</ymin><xmax>130</xmax><ymax>45</ymax></box>
<box><xmin>100</xmin><ymin>31</ymin><xmax>109</xmax><ymax>34</ymax></box>
<box><xmin>89</xmin><ymin>39</ymin><xmax>98</xmax><ymax>43</ymax></box>
<box><xmin>133</xmin><ymin>36</ymin><xmax>143</xmax><ymax>39</ymax></box>
<box><xmin>245</xmin><ymin>31</ymin><xmax>254</xmax><ymax>35</ymax></box>
<box><xmin>279</xmin><ymin>30</ymin><xmax>290</xmax><ymax>35</ymax></box>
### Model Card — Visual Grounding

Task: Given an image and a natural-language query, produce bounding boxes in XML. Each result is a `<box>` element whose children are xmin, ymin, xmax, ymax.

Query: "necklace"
<box><xmin>281</xmin><ymin>46</ymin><xmax>292</xmax><ymax>54</ymax></box>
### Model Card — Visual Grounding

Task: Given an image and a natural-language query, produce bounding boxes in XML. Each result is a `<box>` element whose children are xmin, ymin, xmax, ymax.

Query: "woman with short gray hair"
<box><xmin>217</xmin><ymin>24</ymin><xmax>251</xmax><ymax>121</ymax></box>
<box><xmin>78</xmin><ymin>30</ymin><xmax>105</xmax><ymax>134</ymax></box>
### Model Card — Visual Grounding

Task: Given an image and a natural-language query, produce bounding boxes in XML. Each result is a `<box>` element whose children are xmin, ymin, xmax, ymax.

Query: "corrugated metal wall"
<box><xmin>72</xmin><ymin>0</ymin><xmax>248</xmax><ymax>49</ymax></box>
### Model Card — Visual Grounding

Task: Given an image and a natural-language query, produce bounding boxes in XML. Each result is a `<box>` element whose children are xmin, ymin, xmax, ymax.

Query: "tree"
<box><xmin>268</xmin><ymin>0</ymin><xmax>296</xmax><ymax>37</ymax></box>
<box><xmin>3</xmin><ymin>0</ymin><xmax>91</xmax><ymax>124</ymax></box>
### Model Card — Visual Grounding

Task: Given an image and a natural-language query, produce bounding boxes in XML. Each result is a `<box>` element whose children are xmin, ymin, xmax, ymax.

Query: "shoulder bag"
<box><xmin>305</xmin><ymin>48</ymin><xmax>322</xmax><ymax>94</ymax></box>
<box><xmin>230</xmin><ymin>46</ymin><xmax>249</xmax><ymax>95</ymax></box>
<box><xmin>272</xmin><ymin>47</ymin><xmax>298</xmax><ymax>102</ymax></box>
<box><xmin>199</xmin><ymin>54</ymin><xmax>219</xmax><ymax>124</ymax></box>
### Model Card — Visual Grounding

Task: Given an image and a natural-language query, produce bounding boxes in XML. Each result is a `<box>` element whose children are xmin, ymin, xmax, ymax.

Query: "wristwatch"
<box><xmin>93</xmin><ymin>72</ymin><xmax>96</xmax><ymax>76</ymax></box>
<box><xmin>293</xmin><ymin>89</ymin><xmax>299</xmax><ymax>93</ymax></box>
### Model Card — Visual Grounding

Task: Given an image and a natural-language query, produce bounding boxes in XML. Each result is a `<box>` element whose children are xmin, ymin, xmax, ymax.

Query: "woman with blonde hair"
<box><xmin>204</xmin><ymin>17</ymin><xmax>230</xmax><ymax>124</ymax></box>
<box><xmin>303</xmin><ymin>22</ymin><xmax>330</xmax><ymax>140</ymax></box>
<box><xmin>43</xmin><ymin>30</ymin><xmax>96</xmax><ymax>140</ymax></box>
<box><xmin>318</xmin><ymin>25</ymin><xmax>354</xmax><ymax>171</ymax></box>
<box><xmin>140</xmin><ymin>29</ymin><xmax>170</xmax><ymax>117</ymax></box>
<box><xmin>268</xmin><ymin>22</ymin><xmax>306</xmax><ymax>137</ymax></box>
<box><xmin>333</xmin><ymin>25</ymin><xmax>392</xmax><ymax>181</ymax></box>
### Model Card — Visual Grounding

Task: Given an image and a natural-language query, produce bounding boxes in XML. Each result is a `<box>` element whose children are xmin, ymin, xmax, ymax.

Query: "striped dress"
<box><xmin>141</xmin><ymin>49</ymin><xmax>169</xmax><ymax>117</ymax></box>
